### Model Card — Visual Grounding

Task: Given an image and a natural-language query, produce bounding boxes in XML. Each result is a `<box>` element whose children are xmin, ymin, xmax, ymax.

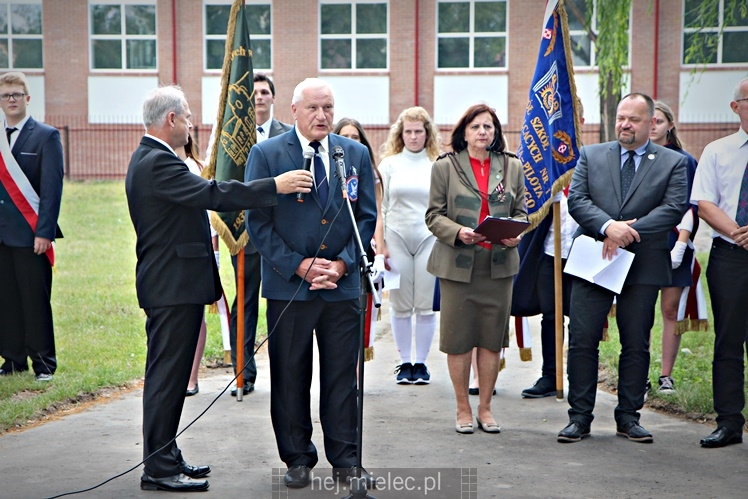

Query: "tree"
<box><xmin>566</xmin><ymin>0</ymin><xmax>746</xmax><ymax>142</ymax></box>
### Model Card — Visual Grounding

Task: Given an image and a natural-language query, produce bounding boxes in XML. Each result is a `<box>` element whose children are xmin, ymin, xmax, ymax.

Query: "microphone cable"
<box><xmin>44</xmin><ymin>196</ymin><xmax>350</xmax><ymax>499</ymax></box>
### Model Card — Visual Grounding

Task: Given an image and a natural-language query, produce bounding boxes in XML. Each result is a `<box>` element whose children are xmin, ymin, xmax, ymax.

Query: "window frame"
<box><xmin>0</xmin><ymin>0</ymin><xmax>44</xmax><ymax>71</ymax></box>
<box><xmin>681</xmin><ymin>0</ymin><xmax>748</xmax><ymax>66</ymax></box>
<box><xmin>318</xmin><ymin>0</ymin><xmax>389</xmax><ymax>72</ymax></box>
<box><xmin>88</xmin><ymin>0</ymin><xmax>158</xmax><ymax>72</ymax></box>
<box><xmin>435</xmin><ymin>0</ymin><xmax>509</xmax><ymax>71</ymax></box>
<box><xmin>203</xmin><ymin>0</ymin><xmax>272</xmax><ymax>73</ymax></box>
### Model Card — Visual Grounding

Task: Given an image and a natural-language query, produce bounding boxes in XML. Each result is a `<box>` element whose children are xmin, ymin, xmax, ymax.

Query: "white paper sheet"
<box><xmin>563</xmin><ymin>235</ymin><xmax>635</xmax><ymax>294</ymax></box>
<box><xmin>383</xmin><ymin>257</ymin><xmax>400</xmax><ymax>290</ymax></box>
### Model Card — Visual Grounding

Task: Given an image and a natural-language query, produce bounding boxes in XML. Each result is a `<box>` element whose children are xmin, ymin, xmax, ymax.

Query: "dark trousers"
<box><xmin>706</xmin><ymin>240</ymin><xmax>748</xmax><ymax>432</ymax></box>
<box><xmin>229</xmin><ymin>251</ymin><xmax>260</xmax><ymax>382</ymax></box>
<box><xmin>267</xmin><ymin>297</ymin><xmax>359</xmax><ymax>469</ymax></box>
<box><xmin>0</xmin><ymin>243</ymin><xmax>56</xmax><ymax>374</ymax></box>
<box><xmin>537</xmin><ymin>254</ymin><xmax>571</xmax><ymax>378</ymax></box>
<box><xmin>567</xmin><ymin>278</ymin><xmax>658</xmax><ymax>427</ymax></box>
<box><xmin>142</xmin><ymin>304</ymin><xmax>203</xmax><ymax>478</ymax></box>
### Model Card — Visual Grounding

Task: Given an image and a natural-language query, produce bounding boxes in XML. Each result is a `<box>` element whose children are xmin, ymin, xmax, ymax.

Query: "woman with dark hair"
<box><xmin>332</xmin><ymin>118</ymin><xmax>382</xmax><ymax>361</ymax></box>
<box><xmin>426</xmin><ymin>104</ymin><xmax>527</xmax><ymax>433</ymax></box>
<box><xmin>649</xmin><ymin>100</ymin><xmax>702</xmax><ymax>394</ymax></box>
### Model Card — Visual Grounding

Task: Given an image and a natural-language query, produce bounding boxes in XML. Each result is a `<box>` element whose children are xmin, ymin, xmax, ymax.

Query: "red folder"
<box><xmin>474</xmin><ymin>216</ymin><xmax>530</xmax><ymax>243</ymax></box>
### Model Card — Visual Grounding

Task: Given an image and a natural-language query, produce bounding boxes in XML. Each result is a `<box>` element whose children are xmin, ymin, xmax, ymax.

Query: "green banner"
<box><xmin>207</xmin><ymin>0</ymin><xmax>255</xmax><ymax>255</ymax></box>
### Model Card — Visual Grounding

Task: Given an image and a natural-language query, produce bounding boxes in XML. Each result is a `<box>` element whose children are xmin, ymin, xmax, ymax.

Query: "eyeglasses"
<box><xmin>736</xmin><ymin>97</ymin><xmax>748</xmax><ymax>103</ymax></box>
<box><xmin>0</xmin><ymin>93</ymin><xmax>26</xmax><ymax>101</ymax></box>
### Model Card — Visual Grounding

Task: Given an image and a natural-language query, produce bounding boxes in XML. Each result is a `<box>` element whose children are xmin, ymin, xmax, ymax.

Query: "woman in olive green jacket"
<box><xmin>426</xmin><ymin>104</ymin><xmax>527</xmax><ymax>434</ymax></box>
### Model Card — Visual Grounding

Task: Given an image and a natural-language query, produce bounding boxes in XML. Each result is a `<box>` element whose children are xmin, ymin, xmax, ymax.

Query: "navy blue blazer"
<box><xmin>125</xmin><ymin>136</ymin><xmax>279</xmax><ymax>309</ymax></box>
<box><xmin>0</xmin><ymin>117</ymin><xmax>64</xmax><ymax>247</ymax></box>
<box><xmin>245</xmin><ymin>129</ymin><xmax>377</xmax><ymax>302</ymax></box>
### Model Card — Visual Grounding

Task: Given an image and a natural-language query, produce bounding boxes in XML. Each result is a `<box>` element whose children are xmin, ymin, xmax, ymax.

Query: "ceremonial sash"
<box><xmin>0</xmin><ymin>131</ymin><xmax>54</xmax><ymax>265</ymax></box>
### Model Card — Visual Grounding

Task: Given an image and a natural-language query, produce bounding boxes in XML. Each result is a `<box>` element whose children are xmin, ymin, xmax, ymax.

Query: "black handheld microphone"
<box><xmin>297</xmin><ymin>146</ymin><xmax>315</xmax><ymax>202</ymax></box>
<box><xmin>332</xmin><ymin>145</ymin><xmax>347</xmax><ymax>199</ymax></box>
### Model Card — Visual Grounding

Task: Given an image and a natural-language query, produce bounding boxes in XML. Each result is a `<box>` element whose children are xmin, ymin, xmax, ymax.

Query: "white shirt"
<box><xmin>144</xmin><ymin>133</ymin><xmax>178</xmax><ymax>157</ymax></box>
<box><xmin>379</xmin><ymin>148</ymin><xmax>432</xmax><ymax>241</ymax></box>
<box><xmin>544</xmin><ymin>192</ymin><xmax>579</xmax><ymax>258</ymax></box>
<box><xmin>294</xmin><ymin>127</ymin><xmax>330</xmax><ymax>183</ymax></box>
<box><xmin>256</xmin><ymin>116</ymin><xmax>273</xmax><ymax>144</ymax></box>
<box><xmin>4</xmin><ymin>115</ymin><xmax>30</xmax><ymax>149</ymax></box>
<box><xmin>690</xmin><ymin>127</ymin><xmax>748</xmax><ymax>243</ymax></box>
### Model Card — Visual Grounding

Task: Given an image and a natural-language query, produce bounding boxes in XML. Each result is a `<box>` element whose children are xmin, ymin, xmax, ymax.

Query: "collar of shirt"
<box><xmin>294</xmin><ymin>127</ymin><xmax>330</xmax><ymax>178</ymax></box>
<box><xmin>256</xmin><ymin>116</ymin><xmax>273</xmax><ymax>143</ymax></box>
<box><xmin>144</xmin><ymin>133</ymin><xmax>179</xmax><ymax>158</ymax></box>
<box><xmin>5</xmin><ymin>114</ymin><xmax>30</xmax><ymax>136</ymax></box>
<box><xmin>620</xmin><ymin>140</ymin><xmax>649</xmax><ymax>170</ymax></box>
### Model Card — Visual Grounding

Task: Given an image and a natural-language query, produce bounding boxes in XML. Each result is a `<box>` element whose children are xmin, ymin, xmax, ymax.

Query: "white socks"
<box><xmin>391</xmin><ymin>314</ymin><xmax>436</xmax><ymax>365</ymax></box>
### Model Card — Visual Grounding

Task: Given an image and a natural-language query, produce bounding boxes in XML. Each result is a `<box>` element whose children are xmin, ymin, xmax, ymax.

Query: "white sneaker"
<box><xmin>658</xmin><ymin>375</ymin><xmax>676</xmax><ymax>394</ymax></box>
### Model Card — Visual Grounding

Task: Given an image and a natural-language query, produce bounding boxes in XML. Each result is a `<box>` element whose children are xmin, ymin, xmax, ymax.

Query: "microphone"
<box><xmin>332</xmin><ymin>145</ymin><xmax>347</xmax><ymax>199</ymax></box>
<box><xmin>297</xmin><ymin>146</ymin><xmax>315</xmax><ymax>202</ymax></box>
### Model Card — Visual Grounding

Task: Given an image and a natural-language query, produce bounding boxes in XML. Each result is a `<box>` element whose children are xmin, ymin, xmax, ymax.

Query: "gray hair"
<box><xmin>291</xmin><ymin>78</ymin><xmax>334</xmax><ymax>106</ymax></box>
<box><xmin>733</xmin><ymin>76</ymin><xmax>748</xmax><ymax>101</ymax></box>
<box><xmin>142</xmin><ymin>85</ymin><xmax>186</xmax><ymax>128</ymax></box>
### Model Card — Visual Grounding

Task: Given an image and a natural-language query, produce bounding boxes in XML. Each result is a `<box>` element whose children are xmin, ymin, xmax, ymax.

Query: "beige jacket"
<box><xmin>426</xmin><ymin>150</ymin><xmax>527</xmax><ymax>283</ymax></box>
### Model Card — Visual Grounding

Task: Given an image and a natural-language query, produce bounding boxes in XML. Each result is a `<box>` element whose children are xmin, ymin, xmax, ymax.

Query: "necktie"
<box><xmin>6</xmin><ymin>126</ymin><xmax>17</xmax><ymax>146</ymax></box>
<box><xmin>736</xmin><ymin>161</ymin><xmax>748</xmax><ymax>227</ymax></box>
<box><xmin>620</xmin><ymin>150</ymin><xmax>636</xmax><ymax>199</ymax></box>
<box><xmin>309</xmin><ymin>141</ymin><xmax>328</xmax><ymax>206</ymax></box>
<box><xmin>257</xmin><ymin>126</ymin><xmax>264</xmax><ymax>136</ymax></box>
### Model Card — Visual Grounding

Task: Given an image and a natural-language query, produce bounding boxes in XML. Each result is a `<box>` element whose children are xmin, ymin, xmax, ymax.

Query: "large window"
<box><xmin>89</xmin><ymin>1</ymin><xmax>157</xmax><ymax>70</ymax></box>
<box><xmin>320</xmin><ymin>1</ymin><xmax>388</xmax><ymax>70</ymax></box>
<box><xmin>566</xmin><ymin>0</ymin><xmax>596</xmax><ymax>67</ymax></box>
<box><xmin>437</xmin><ymin>0</ymin><xmax>507</xmax><ymax>69</ymax></box>
<box><xmin>0</xmin><ymin>1</ymin><xmax>43</xmax><ymax>70</ymax></box>
<box><xmin>204</xmin><ymin>0</ymin><xmax>271</xmax><ymax>71</ymax></box>
<box><xmin>683</xmin><ymin>0</ymin><xmax>748</xmax><ymax>65</ymax></box>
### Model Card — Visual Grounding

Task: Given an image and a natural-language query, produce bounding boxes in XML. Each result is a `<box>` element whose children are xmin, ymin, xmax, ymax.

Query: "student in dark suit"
<box><xmin>125</xmin><ymin>85</ymin><xmax>312</xmax><ymax>492</ymax></box>
<box><xmin>228</xmin><ymin>72</ymin><xmax>293</xmax><ymax>397</ymax></box>
<box><xmin>558</xmin><ymin>93</ymin><xmax>688</xmax><ymax>444</ymax></box>
<box><xmin>0</xmin><ymin>71</ymin><xmax>63</xmax><ymax>381</ymax></box>
<box><xmin>245</xmin><ymin>78</ymin><xmax>377</xmax><ymax>489</ymax></box>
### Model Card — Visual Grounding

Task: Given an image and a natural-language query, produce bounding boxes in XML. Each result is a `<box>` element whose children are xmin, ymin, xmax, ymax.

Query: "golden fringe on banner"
<box><xmin>364</xmin><ymin>347</ymin><xmax>374</xmax><ymax>362</ymax></box>
<box><xmin>519</xmin><ymin>347</ymin><xmax>532</xmax><ymax>362</ymax></box>
<box><xmin>675</xmin><ymin>318</ymin><xmax>709</xmax><ymax>336</ymax></box>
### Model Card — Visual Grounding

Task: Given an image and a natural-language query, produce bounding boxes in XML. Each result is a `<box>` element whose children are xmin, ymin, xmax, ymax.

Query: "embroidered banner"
<box><xmin>516</xmin><ymin>0</ymin><xmax>582</xmax><ymax>229</ymax></box>
<box><xmin>203</xmin><ymin>0</ymin><xmax>256</xmax><ymax>255</ymax></box>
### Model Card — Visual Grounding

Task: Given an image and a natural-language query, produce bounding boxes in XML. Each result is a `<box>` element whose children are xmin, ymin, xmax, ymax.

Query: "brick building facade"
<box><xmin>4</xmin><ymin>0</ymin><xmax>746</xmax><ymax>179</ymax></box>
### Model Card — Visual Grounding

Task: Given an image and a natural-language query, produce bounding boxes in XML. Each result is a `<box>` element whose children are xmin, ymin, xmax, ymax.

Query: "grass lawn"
<box><xmin>0</xmin><ymin>180</ymin><xmax>265</xmax><ymax>434</ymax></box>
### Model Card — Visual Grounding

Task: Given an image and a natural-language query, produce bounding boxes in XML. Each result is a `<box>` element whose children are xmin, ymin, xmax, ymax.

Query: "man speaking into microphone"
<box><xmin>245</xmin><ymin>78</ymin><xmax>376</xmax><ymax>489</ymax></box>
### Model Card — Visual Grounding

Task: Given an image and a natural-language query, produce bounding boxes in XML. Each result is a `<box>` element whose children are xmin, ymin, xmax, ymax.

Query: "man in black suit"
<box><xmin>0</xmin><ymin>71</ymin><xmax>63</xmax><ymax>381</ymax></box>
<box><xmin>125</xmin><ymin>85</ymin><xmax>312</xmax><ymax>492</ymax></box>
<box><xmin>245</xmin><ymin>78</ymin><xmax>377</xmax><ymax>489</ymax></box>
<box><xmin>692</xmin><ymin>77</ymin><xmax>748</xmax><ymax>449</ymax></box>
<box><xmin>558</xmin><ymin>93</ymin><xmax>687</xmax><ymax>444</ymax></box>
<box><xmin>228</xmin><ymin>72</ymin><xmax>293</xmax><ymax>396</ymax></box>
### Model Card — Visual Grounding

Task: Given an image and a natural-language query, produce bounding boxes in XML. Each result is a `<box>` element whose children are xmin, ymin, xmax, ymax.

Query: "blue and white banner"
<box><xmin>516</xmin><ymin>0</ymin><xmax>582</xmax><ymax>228</ymax></box>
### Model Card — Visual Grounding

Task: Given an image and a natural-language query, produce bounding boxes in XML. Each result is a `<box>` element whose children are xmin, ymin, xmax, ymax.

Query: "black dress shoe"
<box><xmin>521</xmin><ymin>377</ymin><xmax>556</xmax><ymax>398</ymax></box>
<box><xmin>616</xmin><ymin>421</ymin><xmax>653</xmax><ymax>443</ymax></box>
<box><xmin>230</xmin><ymin>381</ymin><xmax>255</xmax><ymax>396</ymax></box>
<box><xmin>333</xmin><ymin>466</ymin><xmax>376</xmax><ymax>489</ymax></box>
<box><xmin>468</xmin><ymin>387</ymin><xmax>496</xmax><ymax>396</ymax></box>
<box><xmin>179</xmin><ymin>460</ymin><xmax>211</xmax><ymax>479</ymax></box>
<box><xmin>284</xmin><ymin>465</ymin><xmax>311</xmax><ymax>488</ymax></box>
<box><xmin>185</xmin><ymin>384</ymin><xmax>199</xmax><ymax>397</ymax></box>
<box><xmin>700</xmin><ymin>426</ymin><xmax>743</xmax><ymax>448</ymax></box>
<box><xmin>557</xmin><ymin>421</ymin><xmax>591</xmax><ymax>443</ymax></box>
<box><xmin>140</xmin><ymin>473</ymin><xmax>209</xmax><ymax>492</ymax></box>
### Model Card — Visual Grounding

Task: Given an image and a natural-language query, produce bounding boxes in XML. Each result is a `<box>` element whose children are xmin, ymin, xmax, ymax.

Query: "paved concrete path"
<box><xmin>0</xmin><ymin>303</ymin><xmax>744</xmax><ymax>498</ymax></box>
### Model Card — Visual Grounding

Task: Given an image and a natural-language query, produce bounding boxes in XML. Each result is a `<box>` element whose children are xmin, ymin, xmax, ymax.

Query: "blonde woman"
<box><xmin>375</xmin><ymin>107</ymin><xmax>441</xmax><ymax>384</ymax></box>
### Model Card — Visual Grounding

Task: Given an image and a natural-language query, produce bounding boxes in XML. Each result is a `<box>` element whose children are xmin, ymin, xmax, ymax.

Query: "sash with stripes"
<box><xmin>0</xmin><ymin>131</ymin><xmax>55</xmax><ymax>265</ymax></box>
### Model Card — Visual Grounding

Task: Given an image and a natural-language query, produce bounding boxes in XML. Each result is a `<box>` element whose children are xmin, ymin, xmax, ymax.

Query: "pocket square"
<box><xmin>20</xmin><ymin>152</ymin><xmax>38</xmax><ymax>156</ymax></box>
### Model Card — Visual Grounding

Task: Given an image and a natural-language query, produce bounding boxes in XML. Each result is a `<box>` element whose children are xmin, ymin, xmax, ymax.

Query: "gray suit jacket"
<box><xmin>568</xmin><ymin>140</ymin><xmax>688</xmax><ymax>286</ymax></box>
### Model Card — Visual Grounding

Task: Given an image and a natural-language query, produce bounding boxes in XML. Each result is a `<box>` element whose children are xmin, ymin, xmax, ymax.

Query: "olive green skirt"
<box><xmin>438</xmin><ymin>247</ymin><xmax>513</xmax><ymax>355</ymax></box>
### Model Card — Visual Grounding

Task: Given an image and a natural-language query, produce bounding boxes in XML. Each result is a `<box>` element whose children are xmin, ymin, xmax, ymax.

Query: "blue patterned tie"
<box><xmin>309</xmin><ymin>141</ymin><xmax>328</xmax><ymax>206</ymax></box>
<box><xmin>621</xmin><ymin>150</ymin><xmax>636</xmax><ymax>199</ymax></box>
<box><xmin>736</xmin><ymin>161</ymin><xmax>748</xmax><ymax>227</ymax></box>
